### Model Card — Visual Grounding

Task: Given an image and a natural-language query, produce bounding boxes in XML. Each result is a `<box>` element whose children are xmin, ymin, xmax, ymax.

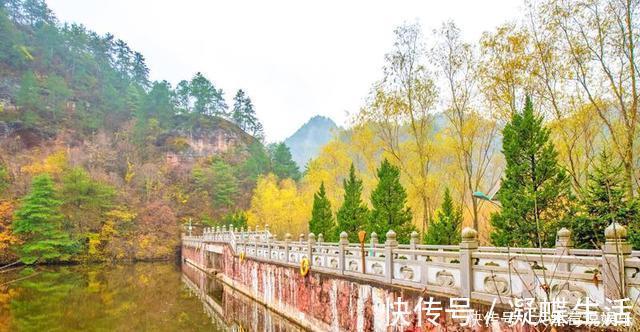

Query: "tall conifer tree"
<box><xmin>490</xmin><ymin>96</ymin><xmax>572</xmax><ymax>247</ymax></box>
<box><xmin>309</xmin><ymin>182</ymin><xmax>335</xmax><ymax>240</ymax></box>
<box><xmin>424</xmin><ymin>188</ymin><xmax>462</xmax><ymax>245</ymax></box>
<box><xmin>270</xmin><ymin>143</ymin><xmax>301</xmax><ymax>181</ymax></box>
<box><xmin>573</xmin><ymin>151</ymin><xmax>640</xmax><ymax>249</ymax></box>
<box><xmin>368</xmin><ymin>159</ymin><xmax>414</xmax><ymax>243</ymax></box>
<box><xmin>13</xmin><ymin>174</ymin><xmax>79</xmax><ymax>264</ymax></box>
<box><xmin>336</xmin><ymin>164</ymin><xmax>369</xmax><ymax>242</ymax></box>
<box><xmin>232</xmin><ymin>89</ymin><xmax>264</xmax><ymax>140</ymax></box>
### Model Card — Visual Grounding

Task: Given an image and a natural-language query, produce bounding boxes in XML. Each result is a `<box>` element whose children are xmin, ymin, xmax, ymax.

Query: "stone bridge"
<box><xmin>181</xmin><ymin>223</ymin><xmax>640</xmax><ymax>331</ymax></box>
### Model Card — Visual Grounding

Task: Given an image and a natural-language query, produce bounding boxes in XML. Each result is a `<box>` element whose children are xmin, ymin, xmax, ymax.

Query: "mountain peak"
<box><xmin>284</xmin><ymin>116</ymin><xmax>338</xmax><ymax>168</ymax></box>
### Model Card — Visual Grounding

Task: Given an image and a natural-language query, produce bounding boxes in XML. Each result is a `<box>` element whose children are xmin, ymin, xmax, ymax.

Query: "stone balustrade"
<box><xmin>183</xmin><ymin>223</ymin><xmax>640</xmax><ymax>312</ymax></box>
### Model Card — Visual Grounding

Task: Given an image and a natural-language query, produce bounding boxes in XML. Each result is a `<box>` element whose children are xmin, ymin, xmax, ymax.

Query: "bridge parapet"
<box><xmin>183</xmin><ymin>224</ymin><xmax>640</xmax><ymax>313</ymax></box>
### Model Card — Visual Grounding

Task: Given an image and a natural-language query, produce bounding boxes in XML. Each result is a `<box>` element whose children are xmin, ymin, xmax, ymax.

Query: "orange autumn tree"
<box><xmin>0</xmin><ymin>200</ymin><xmax>19</xmax><ymax>263</ymax></box>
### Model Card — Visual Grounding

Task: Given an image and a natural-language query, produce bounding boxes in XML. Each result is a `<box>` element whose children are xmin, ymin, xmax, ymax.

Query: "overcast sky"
<box><xmin>46</xmin><ymin>0</ymin><xmax>523</xmax><ymax>142</ymax></box>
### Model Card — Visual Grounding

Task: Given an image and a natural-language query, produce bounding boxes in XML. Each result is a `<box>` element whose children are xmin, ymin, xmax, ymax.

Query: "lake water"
<box><xmin>0</xmin><ymin>262</ymin><xmax>304</xmax><ymax>331</ymax></box>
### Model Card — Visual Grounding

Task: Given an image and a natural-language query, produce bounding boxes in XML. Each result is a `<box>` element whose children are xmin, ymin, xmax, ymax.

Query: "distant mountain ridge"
<box><xmin>284</xmin><ymin>115</ymin><xmax>338</xmax><ymax>168</ymax></box>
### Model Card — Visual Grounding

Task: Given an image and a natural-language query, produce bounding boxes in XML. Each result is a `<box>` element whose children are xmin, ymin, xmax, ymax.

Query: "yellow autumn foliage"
<box><xmin>247</xmin><ymin>174</ymin><xmax>309</xmax><ymax>238</ymax></box>
<box><xmin>301</xmin><ymin>139</ymin><xmax>352</xmax><ymax>210</ymax></box>
<box><xmin>21</xmin><ymin>150</ymin><xmax>68</xmax><ymax>176</ymax></box>
<box><xmin>0</xmin><ymin>200</ymin><xmax>18</xmax><ymax>262</ymax></box>
<box><xmin>124</xmin><ymin>160</ymin><xmax>135</xmax><ymax>184</ymax></box>
<box><xmin>86</xmin><ymin>207</ymin><xmax>137</xmax><ymax>260</ymax></box>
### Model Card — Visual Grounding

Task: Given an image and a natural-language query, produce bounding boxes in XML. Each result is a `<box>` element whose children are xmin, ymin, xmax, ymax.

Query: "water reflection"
<box><xmin>0</xmin><ymin>263</ymin><xmax>220</xmax><ymax>331</ymax></box>
<box><xmin>0</xmin><ymin>262</ymin><xmax>302</xmax><ymax>331</ymax></box>
<box><xmin>181</xmin><ymin>262</ymin><xmax>306</xmax><ymax>332</ymax></box>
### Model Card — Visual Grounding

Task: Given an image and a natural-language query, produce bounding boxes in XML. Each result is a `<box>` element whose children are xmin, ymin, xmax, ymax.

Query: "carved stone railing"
<box><xmin>183</xmin><ymin>223</ymin><xmax>640</xmax><ymax>312</ymax></box>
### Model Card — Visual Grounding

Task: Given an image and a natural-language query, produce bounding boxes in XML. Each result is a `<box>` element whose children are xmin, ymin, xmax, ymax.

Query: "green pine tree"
<box><xmin>490</xmin><ymin>96</ymin><xmax>572</xmax><ymax>247</ymax></box>
<box><xmin>223</xmin><ymin>211</ymin><xmax>249</xmax><ymax>230</ymax></box>
<box><xmin>368</xmin><ymin>159</ymin><xmax>414</xmax><ymax>243</ymax></box>
<box><xmin>189</xmin><ymin>72</ymin><xmax>227</xmax><ymax>117</ymax></box>
<box><xmin>12</xmin><ymin>174</ymin><xmax>79</xmax><ymax>264</ymax></box>
<box><xmin>336</xmin><ymin>164</ymin><xmax>369</xmax><ymax>242</ymax></box>
<box><xmin>270</xmin><ymin>142</ymin><xmax>301</xmax><ymax>181</ymax></box>
<box><xmin>240</xmin><ymin>142</ymin><xmax>271</xmax><ymax>183</ymax></box>
<box><xmin>60</xmin><ymin>167</ymin><xmax>115</xmax><ymax>235</ymax></box>
<box><xmin>309</xmin><ymin>182</ymin><xmax>335</xmax><ymax>240</ymax></box>
<box><xmin>209</xmin><ymin>159</ymin><xmax>238</xmax><ymax>209</ymax></box>
<box><xmin>573</xmin><ymin>151</ymin><xmax>640</xmax><ymax>249</ymax></box>
<box><xmin>424</xmin><ymin>188</ymin><xmax>462</xmax><ymax>245</ymax></box>
<box><xmin>16</xmin><ymin>71</ymin><xmax>42</xmax><ymax>125</ymax></box>
<box><xmin>232</xmin><ymin>89</ymin><xmax>264</xmax><ymax>140</ymax></box>
<box><xmin>193</xmin><ymin>159</ymin><xmax>239</xmax><ymax>210</ymax></box>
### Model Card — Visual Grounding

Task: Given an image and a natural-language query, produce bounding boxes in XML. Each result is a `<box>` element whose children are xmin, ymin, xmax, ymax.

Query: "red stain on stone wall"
<box><xmin>219</xmin><ymin>245</ymin><xmax>398</xmax><ymax>330</ymax></box>
<box><xmin>184</xmin><ymin>243</ymin><xmax>524</xmax><ymax>331</ymax></box>
<box><xmin>182</xmin><ymin>244</ymin><xmax>206</xmax><ymax>267</ymax></box>
<box><xmin>337</xmin><ymin>281</ymin><xmax>352</xmax><ymax>329</ymax></box>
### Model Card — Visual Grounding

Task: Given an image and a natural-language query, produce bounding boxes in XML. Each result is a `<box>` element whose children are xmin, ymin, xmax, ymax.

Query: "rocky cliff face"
<box><xmin>0</xmin><ymin>121</ymin><xmax>55</xmax><ymax>148</ymax></box>
<box><xmin>157</xmin><ymin>118</ymin><xmax>256</xmax><ymax>167</ymax></box>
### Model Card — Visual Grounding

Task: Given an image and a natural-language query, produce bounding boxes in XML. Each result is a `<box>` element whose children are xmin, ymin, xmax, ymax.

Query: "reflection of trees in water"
<box><xmin>208</xmin><ymin>277</ymin><xmax>224</xmax><ymax>305</ymax></box>
<box><xmin>3</xmin><ymin>263</ymin><xmax>215</xmax><ymax>331</ymax></box>
<box><xmin>0</xmin><ymin>281</ymin><xmax>18</xmax><ymax>331</ymax></box>
<box><xmin>9</xmin><ymin>267</ymin><xmax>83</xmax><ymax>331</ymax></box>
<box><xmin>220</xmin><ymin>283</ymin><xmax>305</xmax><ymax>332</ymax></box>
<box><xmin>181</xmin><ymin>262</ymin><xmax>305</xmax><ymax>332</ymax></box>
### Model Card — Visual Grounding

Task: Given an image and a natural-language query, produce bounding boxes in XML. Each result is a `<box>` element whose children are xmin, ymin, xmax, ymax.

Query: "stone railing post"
<box><xmin>459</xmin><ymin>227</ymin><xmax>478</xmax><ymax>299</ymax></box>
<box><xmin>602</xmin><ymin>223</ymin><xmax>631</xmax><ymax>300</ymax></box>
<box><xmin>410</xmin><ymin>231</ymin><xmax>419</xmax><ymax>260</ymax></box>
<box><xmin>265</xmin><ymin>225</ymin><xmax>271</xmax><ymax>259</ymax></box>
<box><xmin>555</xmin><ymin>227</ymin><xmax>573</xmax><ymax>271</ymax></box>
<box><xmin>254</xmin><ymin>226</ymin><xmax>260</xmax><ymax>257</ymax></box>
<box><xmin>339</xmin><ymin>231</ymin><xmax>348</xmax><ymax>274</ymax></box>
<box><xmin>265</xmin><ymin>224</ymin><xmax>270</xmax><ymax>238</ymax></box>
<box><xmin>284</xmin><ymin>233</ymin><xmax>291</xmax><ymax>263</ymax></box>
<box><xmin>308</xmin><ymin>233</ymin><xmax>316</xmax><ymax>265</ymax></box>
<box><xmin>317</xmin><ymin>233</ymin><xmax>324</xmax><ymax>255</ymax></box>
<box><xmin>370</xmin><ymin>232</ymin><xmax>378</xmax><ymax>257</ymax></box>
<box><xmin>243</xmin><ymin>227</ymin><xmax>249</xmax><ymax>253</ymax></box>
<box><xmin>300</xmin><ymin>233</ymin><xmax>305</xmax><ymax>243</ymax></box>
<box><xmin>253</xmin><ymin>225</ymin><xmax>259</xmax><ymax>243</ymax></box>
<box><xmin>385</xmin><ymin>230</ymin><xmax>398</xmax><ymax>283</ymax></box>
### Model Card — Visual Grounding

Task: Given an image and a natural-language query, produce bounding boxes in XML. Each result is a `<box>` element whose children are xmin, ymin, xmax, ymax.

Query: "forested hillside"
<box><xmin>0</xmin><ymin>1</ymin><xmax>300</xmax><ymax>264</ymax></box>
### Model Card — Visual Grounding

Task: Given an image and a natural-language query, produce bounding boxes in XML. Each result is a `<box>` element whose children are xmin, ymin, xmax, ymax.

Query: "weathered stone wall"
<box><xmin>183</xmin><ymin>230</ymin><xmax>633</xmax><ymax>331</ymax></box>
<box><xmin>182</xmin><ymin>262</ymin><xmax>304</xmax><ymax>332</ymax></box>
<box><xmin>181</xmin><ymin>241</ymin><xmax>520</xmax><ymax>331</ymax></box>
<box><xmin>218</xmin><ymin>245</ymin><xmax>437</xmax><ymax>331</ymax></box>
<box><xmin>181</xmin><ymin>242</ymin><xmax>206</xmax><ymax>268</ymax></box>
